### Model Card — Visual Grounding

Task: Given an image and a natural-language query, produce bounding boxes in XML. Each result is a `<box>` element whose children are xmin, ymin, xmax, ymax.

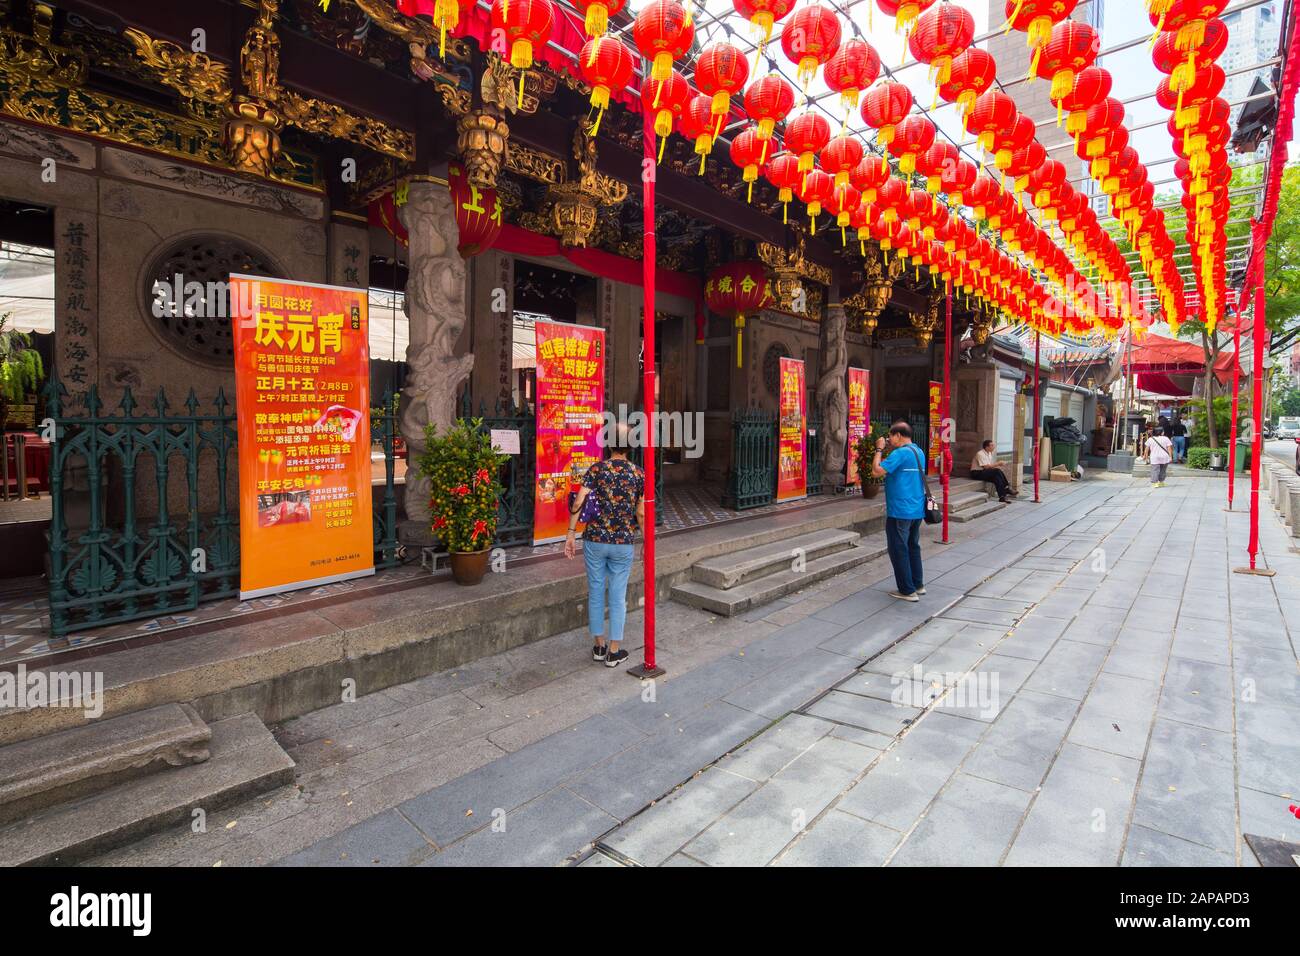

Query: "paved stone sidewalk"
<box><xmin>593</xmin><ymin>475</ymin><xmax>1300</xmax><ymax>867</ymax></box>
<box><xmin>87</xmin><ymin>472</ymin><xmax>1297</xmax><ymax>867</ymax></box>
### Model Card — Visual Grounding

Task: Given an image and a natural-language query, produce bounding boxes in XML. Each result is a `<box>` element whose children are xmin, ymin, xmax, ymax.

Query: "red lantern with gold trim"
<box><xmin>579</xmin><ymin>37</ymin><xmax>635</xmax><ymax>136</ymax></box>
<box><xmin>821</xmin><ymin>132</ymin><xmax>864</xmax><ymax>197</ymax></box>
<box><xmin>797</xmin><ymin>167</ymin><xmax>835</xmax><ymax>235</ymax></box>
<box><xmin>733</xmin><ymin>0</ymin><xmax>798</xmax><ymax>50</ymax></box>
<box><xmin>1004</xmin><ymin>0</ymin><xmax>1079</xmax><ymax>75</ymax></box>
<box><xmin>965</xmin><ymin>89</ymin><xmax>1017</xmax><ymax>158</ymax></box>
<box><xmin>1053</xmin><ymin>64</ymin><xmax>1110</xmax><ymax>134</ymax></box>
<box><xmin>861</xmin><ymin>80</ymin><xmax>913</xmax><ymax>168</ymax></box>
<box><xmin>850</xmin><ymin>153</ymin><xmax>889</xmax><ymax>204</ymax></box>
<box><xmin>745</xmin><ymin>73</ymin><xmax>797</xmax><ymax>159</ymax></box>
<box><xmin>876</xmin><ymin>0</ymin><xmax>937</xmax><ymax>38</ymax></box>
<box><xmin>909</xmin><ymin>2</ymin><xmax>975</xmax><ymax>87</ymax></box>
<box><xmin>938</xmin><ymin>48</ymin><xmax>997</xmax><ymax>120</ymax></box>
<box><xmin>764</xmin><ymin>151</ymin><xmax>803</xmax><ymax>223</ymax></box>
<box><xmin>633</xmin><ymin>0</ymin><xmax>695</xmax><ymax>85</ymax></box>
<box><xmin>695</xmin><ymin>42</ymin><xmax>750</xmax><ymax>137</ymax></box>
<box><xmin>640</xmin><ymin>68</ymin><xmax>690</xmax><ymax>161</ymax></box>
<box><xmin>888</xmin><ymin>114</ymin><xmax>935</xmax><ymax>176</ymax></box>
<box><xmin>729</xmin><ymin>126</ymin><xmax>771</xmax><ymax>202</ymax></box>
<box><xmin>824</xmin><ymin>38</ymin><xmax>881</xmax><ymax>114</ymax></box>
<box><xmin>1033</xmin><ymin>20</ymin><xmax>1098</xmax><ymax>103</ymax></box>
<box><xmin>574</xmin><ymin>0</ymin><xmax>627</xmax><ymax>45</ymax></box>
<box><xmin>679</xmin><ymin>92</ymin><xmax>718</xmax><ymax>175</ymax></box>
<box><xmin>491</xmin><ymin>0</ymin><xmax>555</xmax><ymax>101</ymax></box>
<box><xmin>706</xmin><ymin>261</ymin><xmax>773</xmax><ymax>367</ymax></box>
<box><xmin>448</xmin><ymin>162</ymin><xmax>503</xmax><ymax>257</ymax></box>
<box><xmin>780</xmin><ymin>4</ymin><xmax>842</xmax><ymax>87</ymax></box>
<box><xmin>785</xmin><ymin>110</ymin><xmax>832</xmax><ymax>174</ymax></box>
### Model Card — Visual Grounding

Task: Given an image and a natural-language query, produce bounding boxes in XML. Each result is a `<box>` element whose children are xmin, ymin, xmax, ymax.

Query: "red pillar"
<box><xmin>1247</xmin><ymin>283</ymin><xmax>1266</xmax><ymax>570</ymax></box>
<box><xmin>632</xmin><ymin>107</ymin><xmax>663</xmax><ymax>678</ymax></box>
<box><xmin>1033</xmin><ymin>330</ymin><xmax>1041</xmax><ymax>503</ymax></box>
<box><xmin>941</xmin><ymin>278</ymin><xmax>952</xmax><ymax>542</ymax></box>
<box><xmin>1228</xmin><ymin>318</ymin><xmax>1241</xmax><ymax>510</ymax></box>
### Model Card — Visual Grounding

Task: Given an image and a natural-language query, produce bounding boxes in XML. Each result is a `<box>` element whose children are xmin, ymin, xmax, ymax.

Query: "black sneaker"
<box><xmin>604</xmin><ymin>648</ymin><xmax>629</xmax><ymax>668</ymax></box>
<box><xmin>592</xmin><ymin>643</ymin><xmax>607</xmax><ymax>662</ymax></box>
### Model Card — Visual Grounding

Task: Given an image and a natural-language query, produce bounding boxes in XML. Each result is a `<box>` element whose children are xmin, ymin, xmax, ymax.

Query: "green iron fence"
<box><xmin>459</xmin><ymin>395</ymin><xmax>536</xmax><ymax>547</ymax></box>
<box><xmin>723</xmin><ymin>408</ymin><xmax>777</xmax><ymax>509</ymax></box>
<box><xmin>44</xmin><ymin>380</ymin><xmax>401</xmax><ymax>637</ymax></box>
<box><xmin>808</xmin><ymin>412</ymin><xmax>823</xmax><ymax>495</ymax></box>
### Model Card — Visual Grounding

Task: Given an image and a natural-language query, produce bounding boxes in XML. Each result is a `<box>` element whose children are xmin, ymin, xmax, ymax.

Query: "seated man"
<box><xmin>970</xmin><ymin>440</ymin><xmax>1016</xmax><ymax>503</ymax></box>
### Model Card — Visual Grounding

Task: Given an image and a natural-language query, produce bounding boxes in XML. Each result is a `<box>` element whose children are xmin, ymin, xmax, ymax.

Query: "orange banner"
<box><xmin>533</xmin><ymin>320</ymin><xmax>606</xmax><ymax>545</ymax></box>
<box><xmin>778</xmin><ymin>357</ymin><xmax>807</xmax><ymax>502</ymax></box>
<box><xmin>231</xmin><ymin>275</ymin><xmax>374</xmax><ymax>599</ymax></box>
<box><xmin>847</xmin><ymin>367</ymin><xmax>869</xmax><ymax>486</ymax></box>
<box><xmin>929</xmin><ymin>379</ymin><xmax>942</xmax><ymax>476</ymax></box>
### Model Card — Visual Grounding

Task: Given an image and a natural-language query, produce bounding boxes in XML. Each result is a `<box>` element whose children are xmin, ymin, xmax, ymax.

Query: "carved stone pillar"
<box><xmin>817</xmin><ymin>301</ymin><xmax>849</xmax><ymax>490</ymax></box>
<box><xmin>397</xmin><ymin>178</ymin><xmax>475</xmax><ymax>546</ymax></box>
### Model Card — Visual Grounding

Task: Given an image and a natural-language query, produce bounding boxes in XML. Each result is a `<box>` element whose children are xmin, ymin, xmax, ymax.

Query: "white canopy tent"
<box><xmin>0</xmin><ymin>244</ymin><xmax>55</xmax><ymax>334</ymax></box>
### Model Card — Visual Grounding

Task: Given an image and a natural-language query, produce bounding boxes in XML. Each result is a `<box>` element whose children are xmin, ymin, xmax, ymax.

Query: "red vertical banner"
<box><xmin>533</xmin><ymin>320</ymin><xmax>606</xmax><ymax>545</ymax></box>
<box><xmin>777</xmin><ymin>357</ymin><xmax>807</xmax><ymax>502</ymax></box>
<box><xmin>928</xmin><ymin>379</ymin><xmax>942</xmax><ymax>475</ymax></box>
<box><xmin>230</xmin><ymin>275</ymin><xmax>374</xmax><ymax>599</ymax></box>
<box><xmin>846</xmin><ymin>367</ymin><xmax>870</xmax><ymax>486</ymax></box>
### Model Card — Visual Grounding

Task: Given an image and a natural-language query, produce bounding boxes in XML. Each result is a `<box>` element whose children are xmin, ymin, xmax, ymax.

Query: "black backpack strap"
<box><xmin>908</xmin><ymin>443</ymin><xmax>931</xmax><ymax>498</ymax></box>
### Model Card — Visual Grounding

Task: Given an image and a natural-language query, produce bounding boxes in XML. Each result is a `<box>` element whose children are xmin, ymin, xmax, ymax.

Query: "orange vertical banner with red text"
<box><xmin>231</xmin><ymin>275</ymin><xmax>374</xmax><ymax>599</ymax></box>
<box><xmin>846</xmin><ymin>367</ymin><xmax>869</xmax><ymax>486</ymax></box>
<box><xmin>778</xmin><ymin>356</ymin><xmax>807</xmax><ymax>502</ymax></box>
<box><xmin>928</xmin><ymin>379</ymin><xmax>942</xmax><ymax>476</ymax></box>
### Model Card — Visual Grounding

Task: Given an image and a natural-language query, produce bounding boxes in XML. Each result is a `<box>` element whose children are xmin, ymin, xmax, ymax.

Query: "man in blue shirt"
<box><xmin>871</xmin><ymin>421</ymin><xmax>926</xmax><ymax>602</ymax></box>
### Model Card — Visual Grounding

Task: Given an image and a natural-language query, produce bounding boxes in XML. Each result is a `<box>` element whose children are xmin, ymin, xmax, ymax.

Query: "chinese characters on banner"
<box><xmin>533</xmin><ymin>321</ymin><xmax>606</xmax><ymax>545</ymax></box>
<box><xmin>777</xmin><ymin>356</ymin><xmax>807</xmax><ymax>502</ymax></box>
<box><xmin>929</xmin><ymin>379</ymin><xmax>942</xmax><ymax>476</ymax></box>
<box><xmin>846</xmin><ymin>367</ymin><xmax>870</xmax><ymax>486</ymax></box>
<box><xmin>231</xmin><ymin>276</ymin><xmax>374</xmax><ymax>599</ymax></box>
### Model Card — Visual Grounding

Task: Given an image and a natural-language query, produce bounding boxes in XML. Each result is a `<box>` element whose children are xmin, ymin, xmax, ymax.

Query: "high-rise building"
<box><xmin>1220</xmin><ymin>2</ymin><xmax>1282</xmax><ymax>124</ymax></box>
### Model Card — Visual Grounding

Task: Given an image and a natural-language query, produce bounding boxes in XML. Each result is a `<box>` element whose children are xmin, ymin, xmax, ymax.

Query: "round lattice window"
<box><xmin>142</xmin><ymin>236</ymin><xmax>280</xmax><ymax>366</ymax></box>
<box><xmin>763</xmin><ymin>342</ymin><xmax>790</xmax><ymax>397</ymax></box>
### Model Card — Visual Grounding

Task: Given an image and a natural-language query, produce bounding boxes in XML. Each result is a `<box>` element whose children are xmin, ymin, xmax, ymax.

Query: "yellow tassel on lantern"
<box><xmin>584</xmin><ymin>2</ymin><xmax>609</xmax><ymax>39</ymax></box>
<box><xmin>735</xmin><ymin>314</ymin><xmax>745</xmax><ymax>368</ymax></box>
<box><xmin>651</xmin><ymin>51</ymin><xmax>673</xmax><ymax>83</ymax></box>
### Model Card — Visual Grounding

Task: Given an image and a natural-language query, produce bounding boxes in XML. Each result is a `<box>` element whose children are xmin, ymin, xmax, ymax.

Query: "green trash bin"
<box><xmin>1052</xmin><ymin>442</ymin><xmax>1081</xmax><ymax>472</ymax></box>
<box><xmin>1237</xmin><ymin>439</ymin><xmax>1253</xmax><ymax>473</ymax></box>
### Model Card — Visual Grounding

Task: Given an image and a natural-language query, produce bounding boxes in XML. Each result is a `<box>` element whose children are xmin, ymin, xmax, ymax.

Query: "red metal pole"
<box><xmin>1247</xmin><ymin>283</ymin><xmax>1266</xmax><ymax>570</ymax></box>
<box><xmin>635</xmin><ymin>107</ymin><xmax>662</xmax><ymax>677</ymax></box>
<box><xmin>1033</xmin><ymin>330</ymin><xmax>1041</xmax><ymax>503</ymax></box>
<box><xmin>1228</xmin><ymin>319</ymin><xmax>1240</xmax><ymax>510</ymax></box>
<box><xmin>941</xmin><ymin>277</ymin><xmax>952</xmax><ymax>542</ymax></box>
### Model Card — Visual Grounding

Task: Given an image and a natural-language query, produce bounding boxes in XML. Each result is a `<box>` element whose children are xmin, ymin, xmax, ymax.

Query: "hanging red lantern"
<box><xmin>850</xmin><ymin>153</ymin><xmax>890</xmax><ymax>205</ymax></box>
<box><xmin>579</xmin><ymin>37</ymin><xmax>635</xmax><ymax>136</ymax></box>
<box><xmin>764</xmin><ymin>151</ymin><xmax>802</xmax><ymax>223</ymax></box>
<box><xmin>1053</xmin><ymin>63</ymin><xmax>1110</xmax><ymax>134</ymax></box>
<box><xmin>491</xmin><ymin>0</ymin><xmax>555</xmax><ymax>100</ymax></box>
<box><xmin>908</xmin><ymin>2</ymin><xmax>975</xmax><ymax>87</ymax></box>
<box><xmin>633</xmin><ymin>0</ymin><xmax>695</xmax><ymax>85</ymax></box>
<box><xmin>917</xmin><ymin>140</ymin><xmax>957</xmax><ymax>195</ymax></box>
<box><xmin>1156</xmin><ymin>61</ymin><xmax>1223</xmax><ymax>131</ymax></box>
<box><xmin>396</xmin><ymin>0</ymin><xmax>477</xmax><ymax>58</ymax></box>
<box><xmin>1152</xmin><ymin>0</ymin><xmax>1228</xmax><ymax>55</ymax></box>
<box><xmin>861</xmin><ymin>80</ymin><xmax>913</xmax><ymax>168</ymax></box>
<box><xmin>938</xmin><ymin>48</ymin><xmax>997</xmax><ymax>120</ymax></box>
<box><xmin>695</xmin><ymin>42</ymin><xmax>750</xmax><ymax>137</ymax></box>
<box><xmin>990</xmin><ymin>111</ymin><xmax>1035</xmax><ymax>173</ymax></box>
<box><xmin>730</xmin><ymin>126</ymin><xmax>770</xmax><ymax>202</ymax></box>
<box><xmin>1027</xmin><ymin>159</ymin><xmax>1066</xmax><ymax>217</ymax></box>
<box><xmin>798</xmin><ymin>167</ymin><xmax>835</xmax><ymax>234</ymax></box>
<box><xmin>821</xmin><ymin>132</ymin><xmax>864</xmax><ymax>198</ymax></box>
<box><xmin>706</xmin><ymin>261</ymin><xmax>773</xmax><ymax>367</ymax></box>
<box><xmin>448</xmin><ymin>161</ymin><xmax>503</xmax><ymax>257</ymax></box>
<box><xmin>679</xmin><ymin>92</ymin><xmax>718</xmax><ymax>175</ymax></box>
<box><xmin>876</xmin><ymin>0</ymin><xmax>938</xmax><ymax>39</ymax></box>
<box><xmin>965</xmin><ymin>89</ymin><xmax>1017</xmax><ymax>159</ymax></box>
<box><xmin>574</xmin><ymin>0</ymin><xmax>627</xmax><ymax>46</ymax></box>
<box><xmin>732</xmin><ymin>0</ymin><xmax>798</xmax><ymax>52</ymax></box>
<box><xmin>780</xmin><ymin>4</ymin><xmax>842</xmax><ymax>87</ymax></box>
<box><xmin>824</xmin><ymin>38</ymin><xmax>881</xmax><ymax>115</ymax></box>
<box><xmin>640</xmin><ymin>68</ymin><xmax>690</xmax><ymax>160</ymax></box>
<box><xmin>887</xmin><ymin>114</ymin><xmax>935</xmax><ymax>176</ymax></box>
<box><xmin>824</xmin><ymin>184</ymin><xmax>862</xmax><ymax>245</ymax></box>
<box><xmin>745</xmin><ymin>73</ymin><xmax>797</xmax><ymax>159</ymax></box>
<box><xmin>1004</xmin><ymin>0</ymin><xmax>1079</xmax><ymax>71</ymax></box>
<box><xmin>876</xmin><ymin>175</ymin><xmax>908</xmax><ymax>224</ymax></box>
<box><xmin>785</xmin><ymin>110</ymin><xmax>831</xmax><ymax>174</ymax></box>
<box><xmin>1152</xmin><ymin>20</ymin><xmax>1228</xmax><ymax>106</ymax></box>
<box><xmin>1081</xmin><ymin>96</ymin><xmax>1125</xmax><ymax>168</ymax></box>
<box><xmin>1005</xmin><ymin>140</ymin><xmax>1047</xmax><ymax>196</ymax></box>
<box><xmin>1033</xmin><ymin>20</ymin><xmax>1098</xmax><ymax>103</ymax></box>
<box><xmin>939</xmin><ymin>157</ymin><xmax>977</xmax><ymax>207</ymax></box>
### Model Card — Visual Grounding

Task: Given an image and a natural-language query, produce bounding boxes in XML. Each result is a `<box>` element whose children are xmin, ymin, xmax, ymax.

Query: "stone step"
<box><xmin>948</xmin><ymin>499</ymin><xmax>1008</xmax><ymax>523</ymax></box>
<box><xmin>948</xmin><ymin>490</ymin><xmax>993</xmax><ymax>514</ymax></box>
<box><xmin>691</xmin><ymin>528</ymin><xmax>861</xmax><ymax>590</ymax></box>
<box><xmin>672</xmin><ymin>542</ymin><xmax>887</xmax><ymax>616</ymax></box>
<box><xmin>0</xmin><ymin>713</ymin><xmax>294</xmax><ymax>866</ymax></box>
<box><xmin>0</xmin><ymin>702</ymin><xmax>210</xmax><ymax>828</ymax></box>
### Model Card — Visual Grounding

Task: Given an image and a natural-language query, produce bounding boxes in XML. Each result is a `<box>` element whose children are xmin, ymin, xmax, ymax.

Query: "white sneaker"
<box><xmin>889</xmin><ymin>590</ymin><xmax>920</xmax><ymax>602</ymax></box>
<box><xmin>915</xmin><ymin>586</ymin><xmax>927</xmax><ymax>595</ymax></box>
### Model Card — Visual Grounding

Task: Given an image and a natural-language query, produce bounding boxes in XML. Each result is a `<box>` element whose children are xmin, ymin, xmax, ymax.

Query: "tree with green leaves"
<box><xmin>0</xmin><ymin>312</ymin><xmax>44</xmax><ymax>429</ymax></box>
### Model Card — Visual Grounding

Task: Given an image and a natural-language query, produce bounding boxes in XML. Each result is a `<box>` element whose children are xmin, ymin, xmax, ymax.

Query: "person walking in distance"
<box><xmin>1146</xmin><ymin>426</ymin><xmax>1174</xmax><ymax>488</ymax></box>
<box><xmin>969</xmin><ymin>439</ymin><xmax>1017</xmax><ymax>503</ymax></box>
<box><xmin>871</xmin><ymin>421</ymin><xmax>926</xmax><ymax>602</ymax></box>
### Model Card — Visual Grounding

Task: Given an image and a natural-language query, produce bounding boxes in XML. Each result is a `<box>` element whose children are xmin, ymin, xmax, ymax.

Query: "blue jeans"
<box><xmin>885</xmin><ymin>517</ymin><xmax>924</xmax><ymax>595</ymax></box>
<box><xmin>1173</xmin><ymin>435</ymin><xmax>1187</xmax><ymax>460</ymax></box>
<box><xmin>583</xmin><ymin>540</ymin><xmax>634</xmax><ymax>643</ymax></box>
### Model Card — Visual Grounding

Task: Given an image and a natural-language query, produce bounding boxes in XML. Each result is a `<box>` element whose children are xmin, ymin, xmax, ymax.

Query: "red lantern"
<box><xmin>1004</xmin><ymin>0</ymin><xmax>1079</xmax><ymax>72</ymax></box>
<box><xmin>745</xmin><ymin>73</ymin><xmax>797</xmax><ymax>156</ymax></box>
<box><xmin>1053</xmin><ymin>64</ymin><xmax>1110</xmax><ymax>134</ymax></box>
<box><xmin>938</xmin><ymin>48</ymin><xmax>997</xmax><ymax>120</ymax></box>
<box><xmin>824</xmin><ymin>38</ymin><xmax>881</xmax><ymax>114</ymax></box>
<box><xmin>876</xmin><ymin>175</ymin><xmax>908</xmax><ymax>224</ymax></box>
<box><xmin>695</xmin><ymin>42</ymin><xmax>750</xmax><ymax>137</ymax></box>
<box><xmin>1027</xmin><ymin>159</ymin><xmax>1066</xmax><ymax>217</ymax></box>
<box><xmin>574</xmin><ymin>0</ymin><xmax>627</xmax><ymax>45</ymax></box>
<box><xmin>861</xmin><ymin>80</ymin><xmax>913</xmax><ymax>169</ymax></box>
<box><xmin>821</xmin><ymin>132</ymin><xmax>864</xmax><ymax>196</ymax></box>
<box><xmin>764</xmin><ymin>151</ymin><xmax>802</xmax><ymax>223</ymax></box>
<box><xmin>492</xmin><ymin>0</ymin><xmax>555</xmax><ymax>99</ymax></box>
<box><xmin>798</xmin><ymin>167</ymin><xmax>835</xmax><ymax>234</ymax></box>
<box><xmin>990</xmin><ymin>111</ymin><xmax>1035</xmax><ymax>173</ymax></box>
<box><xmin>706</xmin><ymin>261</ymin><xmax>773</xmax><ymax>367</ymax></box>
<box><xmin>850</xmin><ymin>154</ymin><xmax>889</xmax><ymax>204</ymax></box>
<box><xmin>729</xmin><ymin>126</ymin><xmax>770</xmax><ymax>202</ymax></box>
<box><xmin>781</xmin><ymin>4</ymin><xmax>842</xmax><ymax>87</ymax></box>
<box><xmin>399</xmin><ymin>0</ymin><xmax>477</xmax><ymax>58</ymax></box>
<box><xmin>939</xmin><ymin>157</ymin><xmax>977</xmax><ymax>207</ymax></box>
<box><xmin>876</xmin><ymin>0</ymin><xmax>937</xmax><ymax>38</ymax></box>
<box><xmin>965</xmin><ymin>89</ymin><xmax>1017</xmax><ymax>158</ymax></box>
<box><xmin>1152</xmin><ymin>0</ymin><xmax>1228</xmax><ymax>54</ymax></box>
<box><xmin>1156</xmin><ymin>61</ymin><xmax>1223</xmax><ymax>130</ymax></box>
<box><xmin>633</xmin><ymin>0</ymin><xmax>694</xmax><ymax>85</ymax></box>
<box><xmin>732</xmin><ymin>0</ymin><xmax>798</xmax><ymax>49</ymax></box>
<box><xmin>1005</xmin><ymin>140</ymin><xmax>1047</xmax><ymax>196</ymax></box>
<box><xmin>579</xmin><ymin>38</ymin><xmax>635</xmax><ymax>136</ymax></box>
<box><xmin>1081</xmin><ymin>96</ymin><xmax>1125</xmax><ymax>165</ymax></box>
<box><xmin>679</xmin><ymin>92</ymin><xmax>718</xmax><ymax>175</ymax></box>
<box><xmin>785</xmin><ymin>110</ymin><xmax>831</xmax><ymax>174</ymax></box>
<box><xmin>640</xmin><ymin>68</ymin><xmax>690</xmax><ymax>160</ymax></box>
<box><xmin>1034</xmin><ymin>20</ymin><xmax>1098</xmax><ymax>103</ymax></box>
<box><xmin>448</xmin><ymin>161</ymin><xmax>503</xmax><ymax>257</ymax></box>
<box><xmin>888</xmin><ymin>114</ymin><xmax>935</xmax><ymax>176</ymax></box>
<box><xmin>908</xmin><ymin>2</ymin><xmax>975</xmax><ymax>87</ymax></box>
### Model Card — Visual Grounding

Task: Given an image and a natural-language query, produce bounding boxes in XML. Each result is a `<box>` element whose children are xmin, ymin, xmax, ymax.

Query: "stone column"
<box><xmin>816</xmin><ymin>301</ymin><xmax>848</xmax><ymax>491</ymax></box>
<box><xmin>397</xmin><ymin>178</ymin><xmax>475</xmax><ymax>546</ymax></box>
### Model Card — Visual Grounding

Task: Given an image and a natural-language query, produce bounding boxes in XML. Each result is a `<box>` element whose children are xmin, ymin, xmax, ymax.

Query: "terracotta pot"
<box><xmin>863</xmin><ymin>481</ymin><xmax>881</xmax><ymax>499</ymax></box>
<box><xmin>448</xmin><ymin>548</ymin><xmax>491</xmax><ymax>585</ymax></box>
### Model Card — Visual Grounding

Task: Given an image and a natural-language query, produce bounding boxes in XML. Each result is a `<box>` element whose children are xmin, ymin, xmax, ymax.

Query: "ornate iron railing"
<box><xmin>460</xmin><ymin>395</ymin><xmax>536</xmax><ymax>547</ymax></box>
<box><xmin>44</xmin><ymin>380</ymin><xmax>401</xmax><ymax>636</ymax></box>
<box><xmin>723</xmin><ymin>407</ymin><xmax>777</xmax><ymax>510</ymax></box>
<box><xmin>808</xmin><ymin>413</ymin><xmax>823</xmax><ymax>496</ymax></box>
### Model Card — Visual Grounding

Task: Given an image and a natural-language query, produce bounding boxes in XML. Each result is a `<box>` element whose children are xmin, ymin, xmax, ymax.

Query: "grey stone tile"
<box><xmin>888</xmin><ymin>773</ymin><xmax>1032</xmax><ymax>866</ymax></box>
<box><xmin>803</xmin><ymin>690</ymin><xmax>922</xmax><ymax>737</ymax></box>
<box><xmin>662</xmin><ymin>852</ymin><xmax>706</xmax><ymax>866</ymax></box>
<box><xmin>1122</xmin><ymin>826</ymin><xmax>1234</xmax><ymax>867</ymax></box>
<box><xmin>1103</xmin><ymin>643</ymin><xmax>1170</xmax><ymax>682</ymax></box>
<box><xmin>937</xmin><ymin>654</ymin><xmax>1038</xmax><ymax>723</ymax></box>
<box><xmin>720</xmin><ymin>713</ymin><xmax>836</xmax><ymax>781</ymax></box>
<box><xmin>1004</xmin><ymin>743</ymin><xmax>1140</xmax><ymax>867</ymax></box>
<box><xmin>1132</xmin><ymin>718</ymin><xmax>1236</xmax><ymax>853</ymax></box>
<box><xmin>722</xmin><ymin>648</ymin><xmax>857</xmax><ymax>719</ymax></box>
<box><xmin>728</xmin><ymin>615</ymin><xmax>852</xmax><ymax>668</ymax></box>
<box><xmin>577</xmin><ymin>851</ymin><xmax>627</xmax><ymax>867</ymax></box>
<box><xmin>600</xmin><ymin>767</ymin><xmax>759</xmax><ymax>866</ymax></box>
<box><xmin>1239</xmin><ymin>787</ymin><xmax>1300</xmax><ymax>845</ymax></box>
<box><xmin>1061</xmin><ymin>618</ymin><xmax>1122</xmax><ymax>647</ymax></box>
<box><xmin>606</xmin><ymin>657</ymin><xmax>757</xmax><ymax>733</ymax></box>
<box><xmin>774</xmin><ymin>810</ymin><xmax>901</xmax><ymax>867</ymax></box>
<box><xmin>1157</xmin><ymin>657</ymin><xmax>1233</xmax><ymax>733</ymax></box>
<box><xmin>1067</xmin><ymin>672</ymin><xmax>1159</xmax><ymax>760</ymax></box>
<box><xmin>826</xmin><ymin>723</ymin><xmax>895</xmax><ymax>751</ymax></box>
<box><xmin>1022</xmin><ymin>639</ymin><xmax>1108</xmax><ymax>700</ymax></box>
<box><xmin>940</xmin><ymin>604</ymin><xmax>1020</xmax><ymax>629</ymax></box>
<box><xmin>962</xmin><ymin>689</ymin><xmax>1078</xmax><ymax>792</ymax></box>
<box><xmin>421</xmin><ymin>788</ymin><xmax>617</xmax><ymax>867</ymax></box>
<box><xmin>1236</xmin><ymin>702</ymin><xmax>1300</xmax><ymax>797</ymax></box>
<box><xmin>835</xmin><ymin>668</ymin><xmax>944</xmax><ymax>707</ymax></box>
<box><xmin>1170</xmin><ymin>619</ymin><xmax>1231</xmax><ymax>666</ymax></box>
<box><xmin>275</xmin><ymin>809</ymin><xmax>433</xmax><ymax>867</ymax></box>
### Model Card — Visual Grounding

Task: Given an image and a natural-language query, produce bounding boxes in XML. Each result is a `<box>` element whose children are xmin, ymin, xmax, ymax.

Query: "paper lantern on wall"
<box><xmin>491</xmin><ymin>0</ymin><xmax>556</xmax><ymax>100</ymax></box>
<box><xmin>729</xmin><ymin>126</ymin><xmax>770</xmax><ymax>202</ymax></box>
<box><xmin>706</xmin><ymin>261</ymin><xmax>773</xmax><ymax>367</ymax></box>
<box><xmin>780</xmin><ymin>4</ymin><xmax>842</xmax><ymax>87</ymax></box>
<box><xmin>764</xmin><ymin>151</ymin><xmax>802</xmax><ymax>223</ymax></box>
<box><xmin>824</xmin><ymin>38</ymin><xmax>881</xmax><ymax>114</ymax></box>
<box><xmin>633</xmin><ymin>0</ymin><xmax>695</xmax><ymax>85</ymax></box>
<box><xmin>448</xmin><ymin>161</ymin><xmax>503</xmax><ymax>257</ymax></box>
<box><xmin>908</xmin><ymin>2</ymin><xmax>975</xmax><ymax>86</ymax></box>
<box><xmin>695</xmin><ymin>42</ymin><xmax>750</xmax><ymax>137</ymax></box>
<box><xmin>937</xmin><ymin>48</ymin><xmax>997</xmax><ymax>120</ymax></box>
<box><xmin>745</xmin><ymin>73</ymin><xmax>797</xmax><ymax>159</ymax></box>
<box><xmin>578</xmin><ymin>38</ymin><xmax>635</xmax><ymax>136</ymax></box>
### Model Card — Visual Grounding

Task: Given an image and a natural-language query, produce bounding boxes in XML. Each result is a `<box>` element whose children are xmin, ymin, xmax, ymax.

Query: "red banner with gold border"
<box><xmin>929</xmin><ymin>379</ymin><xmax>942</xmax><ymax>476</ymax></box>
<box><xmin>231</xmin><ymin>275</ymin><xmax>374</xmax><ymax>599</ymax></box>
<box><xmin>778</xmin><ymin>356</ymin><xmax>807</xmax><ymax>502</ymax></box>
<box><xmin>533</xmin><ymin>320</ymin><xmax>606</xmax><ymax>545</ymax></box>
<box><xmin>846</xmin><ymin>367</ymin><xmax>869</xmax><ymax>486</ymax></box>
